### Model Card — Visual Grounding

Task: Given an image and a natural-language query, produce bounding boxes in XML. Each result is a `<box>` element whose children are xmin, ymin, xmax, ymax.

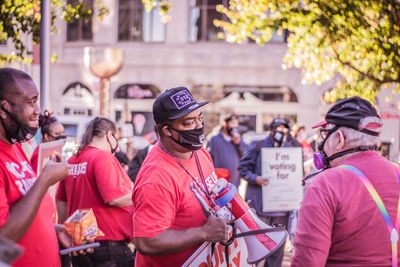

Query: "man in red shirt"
<box><xmin>292</xmin><ymin>96</ymin><xmax>399</xmax><ymax>266</ymax></box>
<box><xmin>0</xmin><ymin>68</ymin><xmax>70</xmax><ymax>266</ymax></box>
<box><xmin>132</xmin><ymin>87</ymin><xmax>229</xmax><ymax>266</ymax></box>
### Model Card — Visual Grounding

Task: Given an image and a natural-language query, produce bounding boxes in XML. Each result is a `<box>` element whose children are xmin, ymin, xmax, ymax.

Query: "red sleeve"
<box><xmin>94</xmin><ymin>155</ymin><xmax>132</xmax><ymax>204</ymax></box>
<box><xmin>0</xmin><ymin>169</ymin><xmax>10</xmax><ymax>228</ymax></box>
<box><xmin>133</xmin><ymin>182</ymin><xmax>177</xmax><ymax>237</ymax></box>
<box><xmin>55</xmin><ymin>179</ymin><xmax>67</xmax><ymax>202</ymax></box>
<box><xmin>291</xmin><ymin>178</ymin><xmax>335</xmax><ymax>267</ymax></box>
<box><xmin>30</xmin><ymin>146</ymin><xmax>39</xmax><ymax>175</ymax></box>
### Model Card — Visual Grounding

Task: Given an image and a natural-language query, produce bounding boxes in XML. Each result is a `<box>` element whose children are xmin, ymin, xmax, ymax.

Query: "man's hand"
<box><xmin>55</xmin><ymin>224</ymin><xmax>94</xmax><ymax>256</ymax></box>
<box><xmin>256</xmin><ymin>176</ymin><xmax>269</xmax><ymax>186</ymax></box>
<box><xmin>201</xmin><ymin>215</ymin><xmax>229</xmax><ymax>242</ymax></box>
<box><xmin>38</xmin><ymin>153</ymin><xmax>69</xmax><ymax>188</ymax></box>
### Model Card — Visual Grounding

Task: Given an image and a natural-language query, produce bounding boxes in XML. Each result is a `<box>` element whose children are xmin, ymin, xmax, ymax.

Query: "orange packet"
<box><xmin>64</xmin><ymin>208</ymin><xmax>104</xmax><ymax>246</ymax></box>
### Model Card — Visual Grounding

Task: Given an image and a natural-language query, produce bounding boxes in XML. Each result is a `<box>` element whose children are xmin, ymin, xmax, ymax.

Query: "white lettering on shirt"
<box><xmin>205</xmin><ymin>171</ymin><xmax>218</xmax><ymax>190</ymax></box>
<box><xmin>5</xmin><ymin>161</ymin><xmax>37</xmax><ymax>195</ymax></box>
<box><xmin>68</xmin><ymin>162</ymin><xmax>88</xmax><ymax>176</ymax></box>
<box><xmin>15</xmin><ymin>178</ymin><xmax>36</xmax><ymax>195</ymax></box>
<box><xmin>194</xmin><ymin>171</ymin><xmax>219</xmax><ymax>198</ymax></box>
<box><xmin>6</xmin><ymin>161</ymin><xmax>35</xmax><ymax>179</ymax></box>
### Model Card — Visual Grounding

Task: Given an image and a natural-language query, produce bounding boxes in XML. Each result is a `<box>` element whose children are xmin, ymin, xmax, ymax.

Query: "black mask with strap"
<box><xmin>314</xmin><ymin>125</ymin><xmax>379</xmax><ymax>170</ymax></box>
<box><xmin>0</xmin><ymin>103</ymin><xmax>38</xmax><ymax>144</ymax></box>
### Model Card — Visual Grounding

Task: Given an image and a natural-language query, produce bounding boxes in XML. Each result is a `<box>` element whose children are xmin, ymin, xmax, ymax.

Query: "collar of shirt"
<box><xmin>222</xmin><ymin>134</ymin><xmax>232</xmax><ymax>142</ymax></box>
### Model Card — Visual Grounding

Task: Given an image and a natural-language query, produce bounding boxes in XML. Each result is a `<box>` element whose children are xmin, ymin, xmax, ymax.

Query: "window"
<box><xmin>223</xmin><ymin>85</ymin><xmax>298</xmax><ymax>102</ymax></box>
<box><xmin>118</xmin><ymin>0</ymin><xmax>166</xmax><ymax>42</ymax></box>
<box><xmin>62</xmin><ymin>82</ymin><xmax>95</xmax><ymax>116</ymax></box>
<box><xmin>115</xmin><ymin>110</ymin><xmax>122</xmax><ymax>122</ymax></box>
<box><xmin>66</xmin><ymin>0</ymin><xmax>93</xmax><ymax>41</ymax></box>
<box><xmin>189</xmin><ymin>0</ymin><xmax>228</xmax><ymax>42</ymax></box>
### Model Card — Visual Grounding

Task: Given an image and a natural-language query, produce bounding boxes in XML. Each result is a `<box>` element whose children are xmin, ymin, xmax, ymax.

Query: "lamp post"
<box><xmin>84</xmin><ymin>47</ymin><xmax>123</xmax><ymax>118</ymax></box>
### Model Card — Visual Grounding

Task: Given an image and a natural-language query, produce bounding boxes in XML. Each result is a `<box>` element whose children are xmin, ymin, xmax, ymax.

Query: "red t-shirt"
<box><xmin>132</xmin><ymin>143</ymin><xmax>218</xmax><ymax>267</ymax></box>
<box><xmin>30</xmin><ymin>146</ymin><xmax>39</xmax><ymax>174</ymax></box>
<box><xmin>0</xmin><ymin>140</ymin><xmax>60</xmax><ymax>267</ymax></box>
<box><xmin>56</xmin><ymin>146</ymin><xmax>134</xmax><ymax>241</ymax></box>
<box><xmin>292</xmin><ymin>151</ymin><xmax>400</xmax><ymax>266</ymax></box>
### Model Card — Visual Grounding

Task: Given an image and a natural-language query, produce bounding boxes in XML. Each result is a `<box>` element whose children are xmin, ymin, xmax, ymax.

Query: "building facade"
<box><xmin>0</xmin><ymin>0</ymin><xmax>399</xmax><ymax>160</ymax></box>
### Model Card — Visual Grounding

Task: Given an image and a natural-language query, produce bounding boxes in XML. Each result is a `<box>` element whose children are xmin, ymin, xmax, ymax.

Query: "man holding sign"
<box><xmin>238</xmin><ymin>118</ymin><xmax>301</xmax><ymax>267</ymax></box>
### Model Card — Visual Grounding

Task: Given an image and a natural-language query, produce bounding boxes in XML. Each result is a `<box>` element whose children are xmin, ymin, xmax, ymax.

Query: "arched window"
<box><xmin>62</xmin><ymin>82</ymin><xmax>94</xmax><ymax>116</ymax></box>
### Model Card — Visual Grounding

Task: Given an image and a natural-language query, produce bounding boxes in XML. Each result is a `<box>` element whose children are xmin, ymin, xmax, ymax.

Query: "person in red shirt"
<box><xmin>30</xmin><ymin>110</ymin><xmax>66</xmax><ymax>174</ymax></box>
<box><xmin>132</xmin><ymin>87</ymin><xmax>229</xmax><ymax>267</ymax></box>
<box><xmin>56</xmin><ymin>117</ymin><xmax>135</xmax><ymax>267</ymax></box>
<box><xmin>292</xmin><ymin>96</ymin><xmax>399</xmax><ymax>266</ymax></box>
<box><xmin>0</xmin><ymin>67</ymin><xmax>72</xmax><ymax>267</ymax></box>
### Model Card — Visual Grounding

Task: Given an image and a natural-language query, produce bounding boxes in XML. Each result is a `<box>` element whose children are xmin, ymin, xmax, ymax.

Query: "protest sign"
<box><xmin>261</xmin><ymin>147</ymin><xmax>303</xmax><ymax>212</ymax></box>
<box><xmin>183</xmin><ymin>234</ymin><xmax>254</xmax><ymax>267</ymax></box>
<box><xmin>37</xmin><ymin>139</ymin><xmax>66</xmax><ymax>175</ymax></box>
<box><xmin>37</xmin><ymin>139</ymin><xmax>66</xmax><ymax>223</ymax></box>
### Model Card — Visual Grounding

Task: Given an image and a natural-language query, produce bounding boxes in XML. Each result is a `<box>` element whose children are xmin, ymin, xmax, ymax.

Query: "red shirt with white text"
<box><xmin>132</xmin><ymin>143</ymin><xmax>218</xmax><ymax>267</ymax></box>
<box><xmin>0</xmin><ymin>140</ymin><xmax>60</xmax><ymax>267</ymax></box>
<box><xmin>56</xmin><ymin>146</ymin><xmax>134</xmax><ymax>241</ymax></box>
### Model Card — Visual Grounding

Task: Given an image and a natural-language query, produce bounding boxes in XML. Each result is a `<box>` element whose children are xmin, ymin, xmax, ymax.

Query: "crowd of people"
<box><xmin>0</xmin><ymin>67</ymin><xmax>399</xmax><ymax>267</ymax></box>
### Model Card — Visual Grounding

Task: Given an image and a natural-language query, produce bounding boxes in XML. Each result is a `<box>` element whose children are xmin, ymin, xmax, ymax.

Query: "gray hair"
<box><xmin>339</xmin><ymin>116</ymin><xmax>382</xmax><ymax>148</ymax></box>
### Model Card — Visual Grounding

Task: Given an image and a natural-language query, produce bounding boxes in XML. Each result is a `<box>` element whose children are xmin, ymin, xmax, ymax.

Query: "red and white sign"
<box><xmin>380</xmin><ymin>111</ymin><xmax>400</xmax><ymax>120</ymax></box>
<box><xmin>182</xmin><ymin>235</ymin><xmax>254</xmax><ymax>267</ymax></box>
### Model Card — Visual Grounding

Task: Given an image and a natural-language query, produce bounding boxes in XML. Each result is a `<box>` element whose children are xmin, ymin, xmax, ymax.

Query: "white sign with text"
<box><xmin>261</xmin><ymin>147</ymin><xmax>303</xmax><ymax>212</ymax></box>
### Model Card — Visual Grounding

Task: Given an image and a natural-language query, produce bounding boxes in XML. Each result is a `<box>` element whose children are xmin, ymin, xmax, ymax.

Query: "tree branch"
<box><xmin>330</xmin><ymin>42</ymin><xmax>399</xmax><ymax>84</ymax></box>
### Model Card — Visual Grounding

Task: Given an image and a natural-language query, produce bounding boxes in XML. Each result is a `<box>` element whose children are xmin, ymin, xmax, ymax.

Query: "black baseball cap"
<box><xmin>270</xmin><ymin>118</ymin><xmax>290</xmax><ymax>129</ymax></box>
<box><xmin>153</xmin><ymin>87</ymin><xmax>209</xmax><ymax>124</ymax></box>
<box><xmin>312</xmin><ymin>96</ymin><xmax>382</xmax><ymax>135</ymax></box>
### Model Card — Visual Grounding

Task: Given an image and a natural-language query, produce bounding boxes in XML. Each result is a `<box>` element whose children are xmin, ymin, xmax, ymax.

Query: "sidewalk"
<box><xmin>256</xmin><ymin>239</ymin><xmax>294</xmax><ymax>267</ymax></box>
<box><xmin>282</xmin><ymin>240</ymin><xmax>294</xmax><ymax>266</ymax></box>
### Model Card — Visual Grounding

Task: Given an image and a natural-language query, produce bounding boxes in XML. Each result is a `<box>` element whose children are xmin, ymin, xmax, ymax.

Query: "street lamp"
<box><xmin>84</xmin><ymin>47</ymin><xmax>123</xmax><ymax>118</ymax></box>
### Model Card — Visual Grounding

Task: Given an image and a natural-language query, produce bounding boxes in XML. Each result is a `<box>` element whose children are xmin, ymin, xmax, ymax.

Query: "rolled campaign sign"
<box><xmin>211</xmin><ymin>178</ymin><xmax>288</xmax><ymax>264</ymax></box>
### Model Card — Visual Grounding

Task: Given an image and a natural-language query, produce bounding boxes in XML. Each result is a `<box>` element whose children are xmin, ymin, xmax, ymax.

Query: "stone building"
<box><xmin>0</xmin><ymin>0</ymin><xmax>398</xmax><ymax>160</ymax></box>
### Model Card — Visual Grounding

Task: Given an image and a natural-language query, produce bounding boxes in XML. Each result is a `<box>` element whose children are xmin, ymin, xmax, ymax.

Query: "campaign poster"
<box><xmin>261</xmin><ymin>147</ymin><xmax>303</xmax><ymax>212</ymax></box>
<box><xmin>182</xmin><ymin>235</ymin><xmax>254</xmax><ymax>267</ymax></box>
<box><xmin>37</xmin><ymin>139</ymin><xmax>66</xmax><ymax>175</ymax></box>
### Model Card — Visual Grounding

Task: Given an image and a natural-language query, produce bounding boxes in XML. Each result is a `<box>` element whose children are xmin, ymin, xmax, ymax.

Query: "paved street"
<box><xmin>282</xmin><ymin>240</ymin><xmax>294</xmax><ymax>267</ymax></box>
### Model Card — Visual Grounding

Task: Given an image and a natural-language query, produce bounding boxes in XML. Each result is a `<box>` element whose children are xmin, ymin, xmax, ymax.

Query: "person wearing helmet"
<box><xmin>238</xmin><ymin>117</ymin><xmax>301</xmax><ymax>267</ymax></box>
<box><xmin>292</xmin><ymin>96</ymin><xmax>398</xmax><ymax>266</ymax></box>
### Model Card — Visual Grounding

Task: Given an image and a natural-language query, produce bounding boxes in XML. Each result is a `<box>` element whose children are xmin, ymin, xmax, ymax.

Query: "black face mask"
<box><xmin>47</xmin><ymin>134</ymin><xmax>67</xmax><ymax>141</ymax></box>
<box><xmin>106</xmin><ymin>133</ymin><xmax>119</xmax><ymax>155</ymax></box>
<box><xmin>314</xmin><ymin>125</ymin><xmax>379</xmax><ymax>170</ymax></box>
<box><xmin>54</xmin><ymin>135</ymin><xmax>67</xmax><ymax>141</ymax></box>
<box><xmin>226</xmin><ymin>127</ymin><xmax>233</xmax><ymax>136</ymax></box>
<box><xmin>168</xmin><ymin>126</ymin><xmax>205</xmax><ymax>151</ymax></box>
<box><xmin>0</xmin><ymin>105</ymin><xmax>38</xmax><ymax>144</ymax></box>
<box><xmin>273</xmin><ymin>131</ymin><xmax>284</xmax><ymax>144</ymax></box>
<box><xmin>226</xmin><ymin>126</ymin><xmax>239</xmax><ymax>137</ymax></box>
